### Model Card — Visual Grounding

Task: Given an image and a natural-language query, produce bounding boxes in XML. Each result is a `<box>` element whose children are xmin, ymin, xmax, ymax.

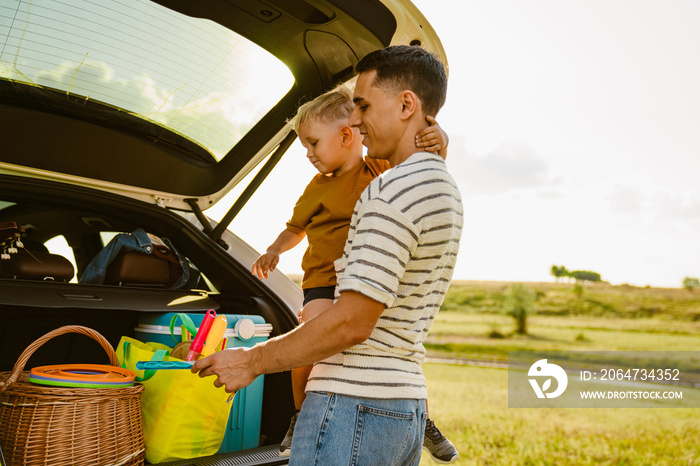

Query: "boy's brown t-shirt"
<box><xmin>287</xmin><ymin>157</ymin><xmax>391</xmax><ymax>290</ymax></box>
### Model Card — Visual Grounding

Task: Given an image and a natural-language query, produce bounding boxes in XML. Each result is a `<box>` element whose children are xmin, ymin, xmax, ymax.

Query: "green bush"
<box><xmin>683</xmin><ymin>276</ymin><xmax>700</xmax><ymax>291</ymax></box>
<box><xmin>502</xmin><ymin>283</ymin><xmax>535</xmax><ymax>334</ymax></box>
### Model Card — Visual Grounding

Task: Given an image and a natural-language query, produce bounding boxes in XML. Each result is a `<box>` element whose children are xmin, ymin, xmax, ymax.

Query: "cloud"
<box><xmin>461</xmin><ymin>140</ymin><xmax>562</xmax><ymax>196</ymax></box>
<box><xmin>606</xmin><ymin>182</ymin><xmax>700</xmax><ymax>227</ymax></box>
<box><xmin>607</xmin><ymin>184</ymin><xmax>646</xmax><ymax>214</ymax></box>
<box><xmin>656</xmin><ymin>190</ymin><xmax>700</xmax><ymax>222</ymax></box>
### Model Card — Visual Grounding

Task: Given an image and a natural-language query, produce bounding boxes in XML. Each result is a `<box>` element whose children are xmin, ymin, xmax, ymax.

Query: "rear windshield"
<box><xmin>0</xmin><ymin>0</ymin><xmax>294</xmax><ymax>160</ymax></box>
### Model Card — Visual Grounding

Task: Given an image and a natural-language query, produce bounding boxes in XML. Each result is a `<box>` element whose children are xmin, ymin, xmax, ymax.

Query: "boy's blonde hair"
<box><xmin>292</xmin><ymin>86</ymin><xmax>354</xmax><ymax>134</ymax></box>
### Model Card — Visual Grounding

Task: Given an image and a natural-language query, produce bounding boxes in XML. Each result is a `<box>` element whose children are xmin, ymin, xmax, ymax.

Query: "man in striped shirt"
<box><xmin>193</xmin><ymin>45</ymin><xmax>463</xmax><ymax>465</ymax></box>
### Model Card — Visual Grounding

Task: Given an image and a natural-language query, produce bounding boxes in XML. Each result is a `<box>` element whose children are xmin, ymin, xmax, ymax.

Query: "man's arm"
<box><xmin>191</xmin><ymin>291</ymin><xmax>385</xmax><ymax>393</ymax></box>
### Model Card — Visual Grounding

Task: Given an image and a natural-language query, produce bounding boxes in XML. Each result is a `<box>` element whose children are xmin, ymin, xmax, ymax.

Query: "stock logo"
<box><xmin>528</xmin><ymin>359</ymin><xmax>568</xmax><ymax>398</ymax></box>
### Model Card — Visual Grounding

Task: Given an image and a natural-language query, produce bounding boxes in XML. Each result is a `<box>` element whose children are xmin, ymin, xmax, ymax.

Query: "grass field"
<box><xmin>419</xmin><ymin>363</ymin><xmax>700</xmax><ymax>466</ymax></box>
<box><xmin>417</xmin><ymin>281</ymin><xmax>700</xmax><ymax>465</ymax></box>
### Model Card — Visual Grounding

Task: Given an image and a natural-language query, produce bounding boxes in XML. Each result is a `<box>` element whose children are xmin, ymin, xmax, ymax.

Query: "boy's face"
<box><xmin>297</xmin><ymin>119</ymin><xmax>352</xmax><ymax>176</ymax></box>
<box><xmin>350</xmin><ymin>70</ymin><xmax>402</xmax><ymax>162</ymax></box>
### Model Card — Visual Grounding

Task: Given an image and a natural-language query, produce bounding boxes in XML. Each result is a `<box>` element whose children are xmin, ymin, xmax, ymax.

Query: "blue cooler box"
<box><xmin>135</xmin><ymin>312</ymin><xmax>273</xmax><ymax>453</ymax></box>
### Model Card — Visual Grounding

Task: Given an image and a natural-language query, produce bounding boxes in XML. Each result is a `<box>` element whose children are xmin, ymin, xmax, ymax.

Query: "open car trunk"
<box><xmin>0</xmin><ymin>0</ymin><xmax>446</xmax><ymax>463</ymax></box>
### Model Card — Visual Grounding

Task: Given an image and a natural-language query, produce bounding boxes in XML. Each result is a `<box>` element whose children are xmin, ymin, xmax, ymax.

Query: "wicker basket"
<box><xmin>0</xmin><ymin>325</ymin><xmax>145</xmax><ymax>466</ymax></box>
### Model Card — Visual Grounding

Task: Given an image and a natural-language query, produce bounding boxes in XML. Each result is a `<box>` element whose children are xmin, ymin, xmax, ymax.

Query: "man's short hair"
<box><xmin>292</xmin><ymin>86</ymin><xmax>354</xmax><ymax>134</ymax></box>
<box><xmin>355</xmin><ymin>45</ymin><xmax>447</xmax><ymax>116</ymax></box>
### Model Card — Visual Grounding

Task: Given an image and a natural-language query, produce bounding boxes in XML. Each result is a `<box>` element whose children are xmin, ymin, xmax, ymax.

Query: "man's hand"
<box><xmin>191</xmin><ymin>347</ymin><xmax>259</xmax><ymax>393</ymax></box>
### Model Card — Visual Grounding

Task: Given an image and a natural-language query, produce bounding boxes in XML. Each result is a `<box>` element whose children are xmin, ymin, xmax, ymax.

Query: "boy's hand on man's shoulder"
<box><xmin>415</xmin><ymin>115</ymin><xmax>448</xmax><ymax>159</ymax></box>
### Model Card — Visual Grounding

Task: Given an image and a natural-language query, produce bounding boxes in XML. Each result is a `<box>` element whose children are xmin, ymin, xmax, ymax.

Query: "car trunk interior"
<box><xmin>0</xmin><ymin>282</ymin><xmax>296</xmax><ymax>451</ymax></box>
<box><xmin>0</xmin><ymin>175</ymin><xmax>299</xmax><ymax>451</ymax></box>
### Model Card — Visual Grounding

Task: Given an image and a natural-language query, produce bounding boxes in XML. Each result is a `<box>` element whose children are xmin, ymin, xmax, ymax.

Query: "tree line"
<box><xmin>550</xmin><ymin>265</ymin><xmax>601</xmax><ymax>283</ymax></box>
<box><xmin>552</xmin><ymin>265</ymin><xmax>699</xmax><ymax>290</ymax></box>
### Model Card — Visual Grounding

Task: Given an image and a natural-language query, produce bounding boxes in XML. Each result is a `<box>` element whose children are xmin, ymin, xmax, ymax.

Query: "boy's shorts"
<box><xmin>302</xmin><ymin>286</ymin><xmax>336</xmax><ymax>306</ymax></box>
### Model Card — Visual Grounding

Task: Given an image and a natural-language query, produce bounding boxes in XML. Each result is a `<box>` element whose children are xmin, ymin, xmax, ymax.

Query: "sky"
<box><xmin>212</xmin><ymin>0</ymin><xmax>700</xmax><ymax>288</ymax></box>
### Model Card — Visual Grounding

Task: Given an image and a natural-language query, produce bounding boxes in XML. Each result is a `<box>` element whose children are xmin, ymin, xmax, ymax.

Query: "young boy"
<box><xmin>251</xmin><ymin>86</ymin><xmax>458</xmax><ymax>463</ymax></box>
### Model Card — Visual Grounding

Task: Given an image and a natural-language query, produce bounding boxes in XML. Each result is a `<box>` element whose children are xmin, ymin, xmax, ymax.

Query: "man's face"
<box><xmin>350</xmin><ymin>70</ymin><xmax>402</xmax><ymax>161</ymax></box>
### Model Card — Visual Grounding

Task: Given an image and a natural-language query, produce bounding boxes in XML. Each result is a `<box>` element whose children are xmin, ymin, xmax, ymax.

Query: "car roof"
<box><xmin>0</xmin><ymin>0</ymin><xmax>446</xmax><ymax>212</ymax></box>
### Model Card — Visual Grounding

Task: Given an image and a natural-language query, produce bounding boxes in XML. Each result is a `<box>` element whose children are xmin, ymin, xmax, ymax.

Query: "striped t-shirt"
<box><xmin>305</xmin><ymin>152</ymin><xmax>464</xmax><ymax>399</ymax></box>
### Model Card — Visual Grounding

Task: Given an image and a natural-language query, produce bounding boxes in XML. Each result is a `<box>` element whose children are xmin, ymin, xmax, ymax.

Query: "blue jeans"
<box><xmin>289</xmin><ymin>392</ymin><xmax>426</xmax><ymax>466</ymax></box>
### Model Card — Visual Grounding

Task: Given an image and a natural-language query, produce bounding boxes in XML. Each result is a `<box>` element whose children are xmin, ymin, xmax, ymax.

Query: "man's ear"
<box><xmin>340</xmin><ymin>125</ymin><xmax>355</xmax><ymax>146</ymax></box>
<box><xmin>399</xmin><ymin>90</ymin><xmax>419</xmax><ymax>120</ymax></box>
